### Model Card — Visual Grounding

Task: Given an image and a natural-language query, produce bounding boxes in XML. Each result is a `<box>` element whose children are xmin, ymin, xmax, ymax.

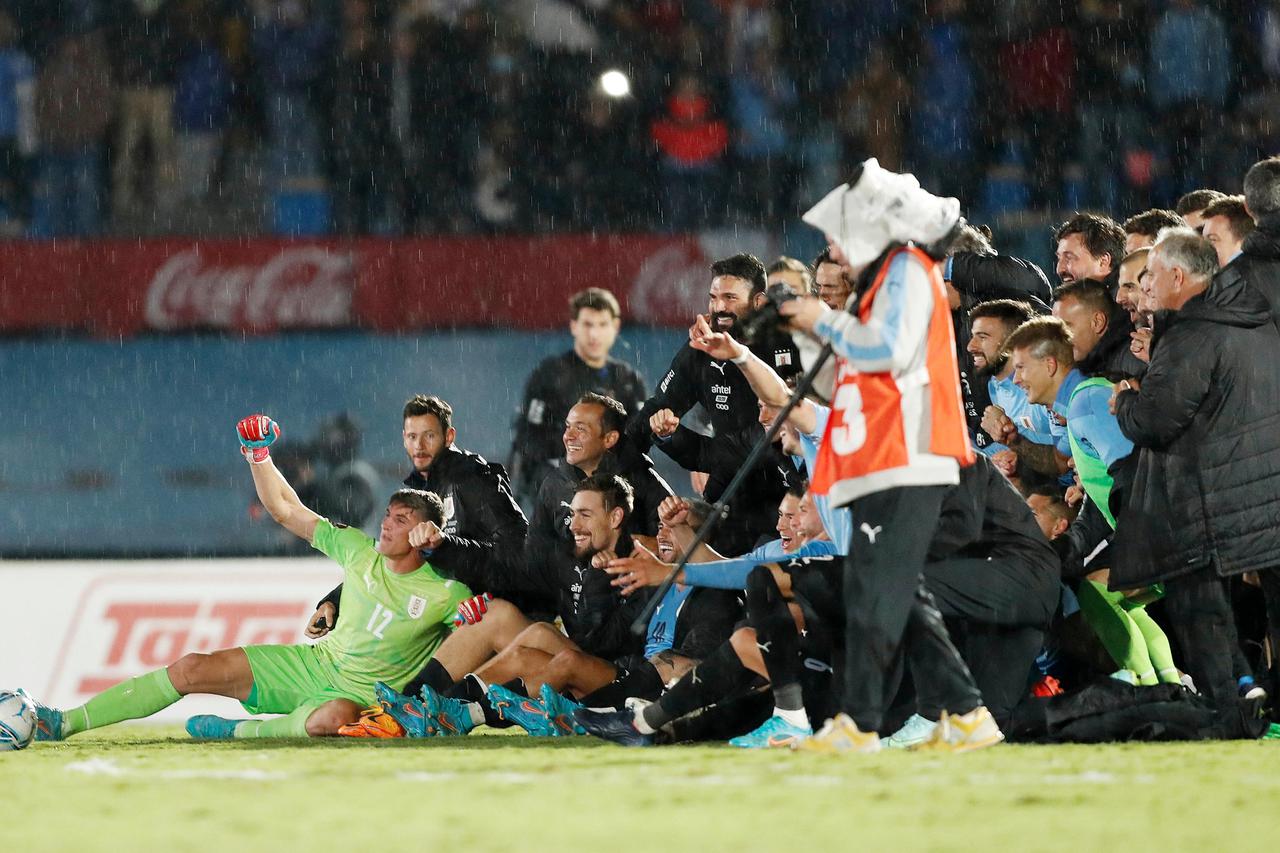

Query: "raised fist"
<box><xmin>649</xmin><ymin>408</ymin><xmax>680</xmax><ymax>439</ymax></box>
<box><xmin>409</xmin><ymin>520</ymin><xmax>444</xmax><ymax>551</ymax></box>
<box><xmin>237</xmin><ymin>414</ymin><xmax>280</xmax><ymax>463</ymax></box>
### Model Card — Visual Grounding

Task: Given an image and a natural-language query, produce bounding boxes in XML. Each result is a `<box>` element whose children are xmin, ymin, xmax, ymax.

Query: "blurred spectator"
<box><xmin>0</xmin><ymin>10</ymin><xmax>35</xmax><ymax>229</ymax></box>
<box><xmin>997</xmin><ymin>8</ymin><xmax>1075</xmax><ymax>209</ymax></box>
<box><xmin>35</xmin><ymin>31</ymin><xmax>115</xmax><ymax>237</ymax></box>
<box><xmin>1149</xmin><ymin>0</ymin><xmax>1233</xmax><ymax>197</ymax></box>
<box><xmin>107</xmin><ymin>0</ymin><xmax>181</xmax><ymax>216</ymax></box>
<box><xmin>910</xmin><ymin>0</ymin><xmax>975</xmax><ymax>201</ymax></box>
<box><xmin>329</xmin><ymin>0</ymin><xmax>395</xmax><ymax>234</ymax></box>
<box><xmin>562</xmin><ymin>89</ymin><xmax>654</xmax><ymax>229</ymax></box>
<box><xmin>251</xmin><ymin>0</ymin><xmax>331</xmax><ymax>190</ymax></box>
<box><xmin>650</xmin><ymin>73</ymin><xmax>728</xmax><ymax>231</ymax></box>
<box><xmin>727</xmin><ymin>44</ymin><xmax>796</xmax><ymax>224</ymax></box>
<box><xmin>1075</xmin><ymin>0</ymin><xmax>1149</xmax><ymax>213</ymax></box>
<box><xmin>171</xmin><ymin>0</ymin><xmax>234</xmax><ymax>204</ymax></box>
<box><xmin>838</xmin><ymin>43</ymin><xmax>910</xmax><ymax>174</ymax></box>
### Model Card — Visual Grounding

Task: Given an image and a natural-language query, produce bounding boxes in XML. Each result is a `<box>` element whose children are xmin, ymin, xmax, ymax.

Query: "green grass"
<box><xmin>4</xmin><ymin>727</ymin><xmax>1279</xmax><ymax>852</ymax></box>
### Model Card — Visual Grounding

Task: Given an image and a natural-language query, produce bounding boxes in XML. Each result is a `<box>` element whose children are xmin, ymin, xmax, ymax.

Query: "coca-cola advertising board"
<box><xmin>0</xmin><ymin>560</ymin><xmax>339</xmax><ymax>721</ymax></box>
<box><xmin>0</xmin><ymin>232</ymin><xmax>775</xmax><ymax>336</ymax></box>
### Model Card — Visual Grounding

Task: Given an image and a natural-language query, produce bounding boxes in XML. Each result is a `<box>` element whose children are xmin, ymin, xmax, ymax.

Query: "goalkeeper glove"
<box><xmin>237</xmin><ymin>414</ymin><xmax>280</xmax><ymax>463</ymax></box>
<box><xmin>453</xmin><ymin>592</ymin><xmax>492</xmax><ymax>627</ymax></box>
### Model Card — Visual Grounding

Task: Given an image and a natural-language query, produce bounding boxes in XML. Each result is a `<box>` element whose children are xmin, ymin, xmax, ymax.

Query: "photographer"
<box><xmin>775</xmin><ymin>160</ymin><xmax>1000</xmax><ymax>754</ymax></box>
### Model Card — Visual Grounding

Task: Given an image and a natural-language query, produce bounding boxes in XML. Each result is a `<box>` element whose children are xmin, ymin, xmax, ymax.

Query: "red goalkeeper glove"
<box><xmin>237</xmin><ymin>414</ymin><xmax>281</xmax><ymax>463</ymax></box>
<box><xmin>453</xmin><ymin>593</ymin><xmax>492</xmax><ymax>627</ymax></box>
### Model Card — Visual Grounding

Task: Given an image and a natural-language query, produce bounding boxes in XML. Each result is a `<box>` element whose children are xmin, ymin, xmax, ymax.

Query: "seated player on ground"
<box><xmin>484</xmin><ymin>501</ymin><xmax>743</xmax><ymax>736</ymax></box>
<box><xmin>373</xmin><ymin>473</ymin><xmax>647</xmax><ymax>737</ymax></box>
<box><xmin>22</xmin><ymin>415</ymin><xmax>472</xmax><ymax>741</ymax></box>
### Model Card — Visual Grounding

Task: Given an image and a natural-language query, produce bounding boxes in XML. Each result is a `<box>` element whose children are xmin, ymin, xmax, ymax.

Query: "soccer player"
<box><xmin>375</xmin><ymin>473</ymin><xmax>646</xmax><ymax>736</ymax></box>
<box><xmin>509</xmin><ymin>288</ymin><xmax>647</xmax><ymax>502</ymax></box>
<box><xmin>310</xmin><ymin>395</ymin><xmax>530</xmax><ymax>633</ymax></box>
<box><xmin>24</xmin><ymin>415</ymin><xmax>472</xmax><ymax>741</ymax></box>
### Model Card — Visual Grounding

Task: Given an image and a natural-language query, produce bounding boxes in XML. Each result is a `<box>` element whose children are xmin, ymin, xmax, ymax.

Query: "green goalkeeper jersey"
<box><xmin>310</xmin><ymin>519</ymin><xmax>472</xmax><ymax>697</ymax></box>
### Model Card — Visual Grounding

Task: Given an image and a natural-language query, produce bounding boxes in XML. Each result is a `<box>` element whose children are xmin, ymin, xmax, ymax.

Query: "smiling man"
<box><xmin>308</xmin><ymin>395</ymin><xmax>530</xmax><ymax>638</ymax></box>
<box><xmin>26</xmin><ymin>415</ymin><xmax>472</xmax><ymax>742</ymax></box>
<box><xmin>509</xmin><ymin>288</ymin><xmax>647</xmax><ymax>502</ymax></box>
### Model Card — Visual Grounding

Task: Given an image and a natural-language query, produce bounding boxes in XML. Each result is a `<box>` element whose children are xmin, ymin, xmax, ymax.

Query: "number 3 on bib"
<box><xmin>830</xmin><ymin>383</ymin><xmax>868</xmax><ymax>454</ymax></box>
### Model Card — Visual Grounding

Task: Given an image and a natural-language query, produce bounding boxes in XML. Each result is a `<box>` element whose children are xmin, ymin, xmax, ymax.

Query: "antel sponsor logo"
<box><xmin>144</xmin><ymin>246</ymin><xmax>355</xmax><ymax>331</ymax></box>
<box><xmin>46</xmin><ymin>572</ymin><xmax>331</xmax><ymax>703</ymax></box>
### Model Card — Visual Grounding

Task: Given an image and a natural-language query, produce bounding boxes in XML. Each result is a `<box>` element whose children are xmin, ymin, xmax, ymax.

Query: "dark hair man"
<box><xmin>1054</xmin><ymin>213</ymin><xmax>1125</xmax><ymax>287</ymax></box>
<box><xmin>528</xmin><ymin>393</ymin><xmax>673</xmax><ymax>566</ymax></box>
<box><xmin>968</xmin><ymin>300</ymin><xmax>1055</xmax><ymax>480</ymax></box>
<box><xmin>1112</xmin><ymin>227</ymin><xmax>1280</xmax><ymax>714</ymax></box>
<box><xmin>308</xmin><ymin>395</ymin><xmax>530</xmax><ymax>636</ymax></box>
<box><xmin>509</xmin><ymin>287</ymin><xmax>647</xmax><ymax>501</ymax></box>
<box><xmin>813</xmin><ymin>248</ymin><xmax>851</xmax><ymax>310</ymax></box>
<box><xmin>26</xmin><ymin>415</ymin><xmax>473</xmax><ymax>742</ymax></box>
<box><xmin>1115</xmin><ymin>248</ymin><xmax>1149</xmax><ymax>325</ymax></box>
<box><xmin>943</xmin><ymin>229</ymin><xmax>1053</xmax><ymax>454</ymax></box>
<box><xmin>1122</xmin><ymin>208</ymin><xmax>1184</xmax><ymax>254</ymax></box>
<box><xmin>1175</xmin><ymin>188</ymin><xmax>1228</xmax><ymax>230</ymax></box>
<box><xmin>1200</xmin><ymin>195</ymin><xmax>1254</xmax><ymax>268</ymax></box>
<box><xmin>376</xmin><ymin>473</ymin><xmax>647</xmax><ymax>736</ymax></box>
<box><xmin>1052</xmin><ymin>278</ymin><xmax>1146</xmax><ymax>379</ymax></box>
<box><xmin>1235</xmin><ymin>157</ymin><xmax>1280</xmax><ymax>335</ymax></box>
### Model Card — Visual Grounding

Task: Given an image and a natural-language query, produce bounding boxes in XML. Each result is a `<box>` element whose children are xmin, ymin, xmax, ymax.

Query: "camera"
<box><xmin>740</xmin><ymin>282</ymin><xmax>798</xmax><ymax>346</ymax></box>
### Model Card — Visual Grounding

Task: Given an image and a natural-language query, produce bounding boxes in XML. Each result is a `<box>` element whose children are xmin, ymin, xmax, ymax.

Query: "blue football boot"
<box><xmin>18</xmin><ymin>689</ymin><xmax>64</xmax><ymax>742</ymax></box>
<box><xmin>375</xmin><ymin>681</ymin><xmax>434</xmax><ymax>738</ymax></box>
<box><xmin>185</xmin><ymin>715</ymin><xmax>241</xmax><ymax>739</ymax></box>
<box><xmin>418</xmin><ymin>683</ymin><xmax>477</xmax><ymax>736</ymax></box>
<box><xmin>728</xmin><ymin>714</ymin><xmax>812</xmax><ymax>749</ymax></box>
<box><xmin>539</xmin><ymin>685</ymin><xmax>586</xmax><ymax>736</ymax></box>
<box><xmin>574</xmin><ymin>707</ymin><xmax>653</xmax><ymax>746</ymax></box>
<box><xmin>487</xmin><ymin>684</ymin><xmax>553</xmax><ymax>736</ymax></box>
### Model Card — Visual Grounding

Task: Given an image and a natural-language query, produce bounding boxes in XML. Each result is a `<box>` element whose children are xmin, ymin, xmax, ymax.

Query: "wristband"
<box><xmin>729</xmin><ymin>345</ymin><xmax>750</xmax><ymax>365</ymax></box>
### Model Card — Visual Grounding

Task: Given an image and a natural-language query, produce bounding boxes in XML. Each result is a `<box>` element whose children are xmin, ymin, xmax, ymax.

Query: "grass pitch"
<box><xmin>4</xmin><ymin>727</ymin><xmax>1279</xmax><ymax>852</ymax></box>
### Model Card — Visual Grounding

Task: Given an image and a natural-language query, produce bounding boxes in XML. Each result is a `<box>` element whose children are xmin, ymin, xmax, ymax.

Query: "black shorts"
<box><xmin>608</xmin><ymin>654</ymin><xmax>666</xmax><ymax>702</ymax></box>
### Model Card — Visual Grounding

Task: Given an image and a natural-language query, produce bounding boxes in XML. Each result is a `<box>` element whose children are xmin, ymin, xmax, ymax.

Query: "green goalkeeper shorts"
<box><xmin>240</xmin><ymin>644</ymin><xmax>364</xmax><ymax>716</ymax></box>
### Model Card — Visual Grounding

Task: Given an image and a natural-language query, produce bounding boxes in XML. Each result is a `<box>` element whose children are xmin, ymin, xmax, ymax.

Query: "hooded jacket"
<box><xmin>1110</xmin><ymin>272</ymin><xmax>1280</xmax><ymax>586</ymax></box>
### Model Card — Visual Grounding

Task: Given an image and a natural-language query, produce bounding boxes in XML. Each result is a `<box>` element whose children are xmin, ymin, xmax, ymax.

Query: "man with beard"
<box><xmin>484</xmin><ymin>500</ymin><xmax>744</xmax><ymax>735</ymax></box>
<box><xmin>630</xmin><ymin>254</ymin><xmax>798</xmax><ymax>452</ymax></box>
<box><xmin>306</xmin><ymin>395</ymin><xmax>529</xmax><ymax>637</ymax></box>
<box><xmin>373</xmin><ymin>473</ymin><xmax>647</xmax><ymax>736</ymax></box>
<box><xmin>633</xmin><ymin>253</ymin><xmax>797</xmax><ymax>551</ymax></box>
<box><xmin>968</xmin><ymin>299</ymin><xmax>1055</xmax><ymax>482</ymax></box>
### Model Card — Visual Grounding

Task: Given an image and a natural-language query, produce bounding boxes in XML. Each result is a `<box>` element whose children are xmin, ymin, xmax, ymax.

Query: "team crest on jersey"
<box><xmin>442</xmin><ymin>496</ymin><xmax>455</xmax><ymax>521</ymax></box>
<box><xmin>407</xmin><ymin>595</ymin><xmax>427</xmax><ymax>620</ymax></box>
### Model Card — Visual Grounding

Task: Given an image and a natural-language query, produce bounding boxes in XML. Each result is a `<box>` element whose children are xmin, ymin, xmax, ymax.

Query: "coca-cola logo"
<box><xmin>629</xmin><ymin>243</ymin><xmax>709</xmax><ymax>326</ymax></box>
<box><xmin>144</xmin><ymin>246</ymin><xmax>355</xmax><ymax>331</ymax></box>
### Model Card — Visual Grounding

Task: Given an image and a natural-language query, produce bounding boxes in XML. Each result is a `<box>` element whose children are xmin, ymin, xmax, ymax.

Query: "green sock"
<box><xmin>62</xmin><ymin>668</ymin><xmax>182</xmax><ymax>737</ymax></box>
<box><xmin>1126</xmin><ymin>604</ymin><xmax>1181</xmax><ymax>684</ymax></box>
<box><xmin>233</xmin><ymin>705</ymin><xmax>311</xmax><ymax>738</ymax></box>
<box><xmin>1078</xmin><ymin>580</ymin><xmax>1155</xmax><ymax>682</ymax></box>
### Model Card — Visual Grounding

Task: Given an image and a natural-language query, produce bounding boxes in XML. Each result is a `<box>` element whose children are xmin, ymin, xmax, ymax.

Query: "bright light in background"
<box><xmin>599</xmin><ymin>69</ymin><xmax>631</xmax><ymax>99</ymax></box>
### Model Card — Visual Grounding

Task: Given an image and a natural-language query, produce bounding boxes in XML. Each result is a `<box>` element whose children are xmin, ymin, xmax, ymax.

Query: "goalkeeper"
<box><xmin>26</xmin><ymin>414</ymin><xmax>472</xmax><ymax>741</ymax></box>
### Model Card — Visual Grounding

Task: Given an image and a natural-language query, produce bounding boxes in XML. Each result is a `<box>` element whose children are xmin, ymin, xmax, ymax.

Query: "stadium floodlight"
<box><xmin>599</xmin><ymin>69</ymin><xmax>631</xmax><ymax>99</ymax></box>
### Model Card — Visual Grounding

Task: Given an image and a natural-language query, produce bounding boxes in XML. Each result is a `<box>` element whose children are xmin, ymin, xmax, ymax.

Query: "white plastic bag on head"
<box><xmin>802</xmin><ymin>159</ymin><xmax>961</xmax><ymax>267</ymax></box>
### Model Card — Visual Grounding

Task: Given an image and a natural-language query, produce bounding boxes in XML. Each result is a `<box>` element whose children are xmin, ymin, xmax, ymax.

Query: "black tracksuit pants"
<box><xmin>841</xmin><ymin>485</ymin><xmax>983</xmax><ymax>732</ymax></box>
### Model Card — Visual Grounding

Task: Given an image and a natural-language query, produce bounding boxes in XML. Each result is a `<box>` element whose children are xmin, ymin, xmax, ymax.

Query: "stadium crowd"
<box><xmin>23</xmin><ymin>150</ymin><xmax>1280</xmax><ymax>751</ymax></box>
<box><xmin>2</xmin><ymin>0</ymin><xmax>1279</xmax><ymax>237</ymax></box>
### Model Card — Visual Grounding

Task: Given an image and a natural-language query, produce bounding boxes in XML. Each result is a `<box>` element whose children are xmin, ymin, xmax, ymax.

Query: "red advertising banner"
<box><xmin>0</xmin><ymin>233</ymin><xmax>772</xmax><ymax>337</ymax></box>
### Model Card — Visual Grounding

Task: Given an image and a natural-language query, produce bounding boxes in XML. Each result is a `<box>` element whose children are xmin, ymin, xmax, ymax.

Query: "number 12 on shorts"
<box><xmin>366</xmin><ymin>603</ymin><xmax>394</xmax><ymax>639</ymax></box>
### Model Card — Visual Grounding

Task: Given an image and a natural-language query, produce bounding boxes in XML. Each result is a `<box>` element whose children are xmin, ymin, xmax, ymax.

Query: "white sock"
<box><xmin>466</xmin><ymin>702</ymin><xmax>486</xmax><ymax>726</ymax></box>
<box><xmin>774</xmin><ymin>706</ymin><xmax>810</xmax><ymax>730</ymax></box>
<box><xmin>632</xmin><ymin>708</ymin><xmax>657</xmax><ymax>734</ymax></box>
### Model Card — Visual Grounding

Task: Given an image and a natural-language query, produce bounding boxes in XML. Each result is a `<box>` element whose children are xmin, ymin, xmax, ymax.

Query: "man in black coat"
<box><xmin>307</xmin><ymin>395</ymin><xmax>531</xmax><ymax>633</ymax></box>
<box><xmin>1111</xmin><ymin>228</ymin><xmax>1280</xmax><ymax>712</ymax></box>
<box><xmin>1239</xmin><ymin>157</ymin><xmax>1280</xmax><ymax>335</ymax></box>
